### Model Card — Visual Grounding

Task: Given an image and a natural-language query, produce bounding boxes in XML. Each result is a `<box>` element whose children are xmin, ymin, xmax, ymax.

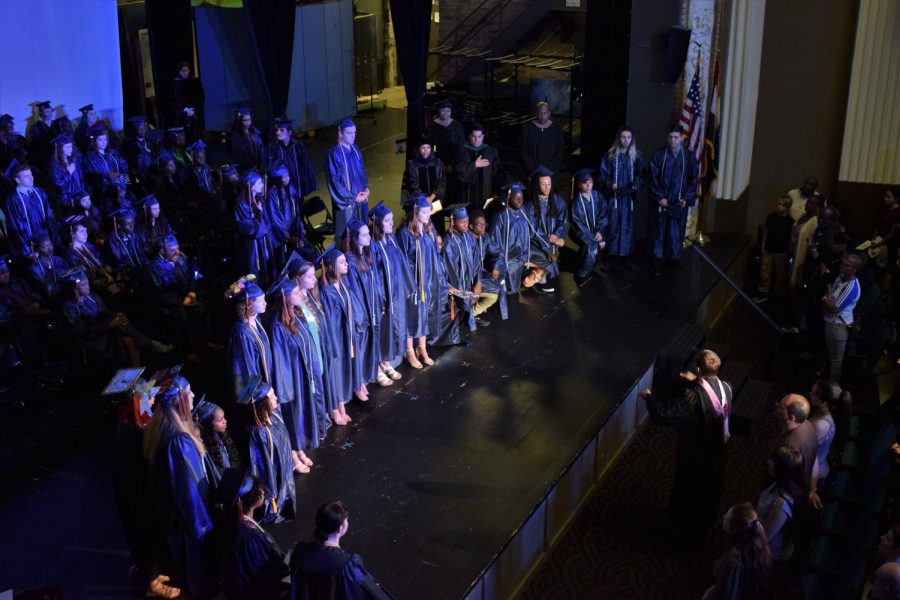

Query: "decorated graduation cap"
<box><xmin>241</xmin><ymin>169</ymin><xmax>262</xmax><ymax>186</ymax></box>
<box><xmin>78</xmin><ymin>104</ymin><xmax>94</xmax><ymax>114</ymax></box>
<box><xmin>61</xmin><ymin>266</ymin><xmax>88</xmax><ymax>285</ymax></box>
<box><xmin>192</xmin><ymin>398</ymin><xmax>220</xmax><ymax>424</ymax></box>
<box><xmin>225</xmin><ymin>273</ymin><xmax>264</xmax><ymax>302</ymax></box>
<box><xmin>530</xmin><ymin>164</ymin><xmax>555</xmax><ymax>180</ymax></box>
<box><xmin>274</xmin><ymin>117</ymin><xmax>293</xmax><ymax>130</ymax></box>
<box><xmin>146</xmin><ymin>129</ymin><xmax>165</xmax><ymax>143</ymax></box>
<box><xmin>268</xmin><ymin>162</ymin><xmax>288</xmax><ymax>179</ymax></box>
<box><xmin>236</xmin><ymin>376</ymin><xmax>271</xmax><ymax>405</ymax></box>
<box><xmin>413</xmin><ymin>195</ymin><xmax>431</xmax><ymax>210</ymax></box>
<box><xmin>186</xmin><ymin>140</ymin><xmax>206</xmax><ymax>154</ymax></box>
<box><xmin>572</xmin><ymin>168</ymin><xmax>595</xmax><ymax>184</ymax></box>
<box><xmin>36</xmin><ymin>100</ymin><xmax>52</xmax><ymax>111</ymax></box>
<box><xmin>371</xmin><ymin>202</ymin><xmax>391</xmax><ymax>221</ymax></box>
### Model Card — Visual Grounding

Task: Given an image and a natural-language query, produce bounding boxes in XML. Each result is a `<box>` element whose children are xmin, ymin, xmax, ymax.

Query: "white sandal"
<box><xmin>382</xmin><ymin>364</ymin><xmax>402</xmax><ymax>381</ymax></box>
<box><xmin>376</xmin><ymin>370</ymin><xmax>394</xmax><ymax>387</ymax></box>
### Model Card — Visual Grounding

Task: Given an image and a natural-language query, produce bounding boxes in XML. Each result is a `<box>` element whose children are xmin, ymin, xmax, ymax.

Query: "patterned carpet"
<box><xmin>521</xmin><ymin>300</ymin><xmax>794</xmax><ymax>600</ymax></box>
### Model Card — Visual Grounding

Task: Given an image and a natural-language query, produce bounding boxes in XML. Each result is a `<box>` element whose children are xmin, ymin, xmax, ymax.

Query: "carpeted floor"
<box><xmin>521</xmin><ymin>299</ymin><xmax>801</xmax><ymax>599</ymax></box>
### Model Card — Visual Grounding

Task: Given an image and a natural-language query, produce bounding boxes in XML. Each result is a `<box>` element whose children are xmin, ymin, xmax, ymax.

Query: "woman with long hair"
<box><xmin>136</xmin><ymin>194</ymin><xmax>173</xmax><ymax>257</ymax></box>
<box><xmin>194</xmin><ymin>399</ymin><xmax>241</xmax><ymax>475</ymax></box>
<box><xmin>702</xmin><ymin>503</ymin><xmax>772</xmax><ymax>600</ymax></box>
<box><xmin>758</xmin><ymin>446</ymin><xmax>804</xmax><ymax>568</ymax></box>
<box><xmin>234</xmin><ymin>169</ymin><xmax>275</xmax><ymax>286</ymax></box>
<box><xmin>370</xmin><ymin>203</ymin><xmax>412</xmax><ymax>380</ymax></box>
<box><xmin>231</xmin><ymin>108</ymin><xmax>265</xmax><ymax>173</ymax></box>
<box><xmin>270</xmin><ymin>275</ymin><xmax>325</xmax><ymax>470</ymax></box>
<box><xmin>246</xmin><ymin>380</ymin><xmax>297</xmax><ymax>524</ymax></box>
<box><xmin>82</xmin><ymin>125</ymin><xmax>130</xmax><ymax>199</ymax></box>
<box><xmin>225</xmin><ymin>274</ymin><xmax>273</xmax><ymax>403</ymax></box>
<box><xmin>598</xmin><ymin>126</ymin><xmax>644</xmax><ymax>263</ymax></box>
<box><xmin>809</xmin><ymin>379</ymin><xmax>840</xmax><ymax>480</ymax></box>
<box><xmin>143</xmin><ymin>374</ymin><xmax>213</xmax><ymax>599</ymax></box>
<box><xmin>396</xmin><ymin>196</ymin><xmax>442</xmax><ymax>368</ymax></box>
<box><xmin>342</xmin><ymin>219</ymin><xmax>388</xmax><ymax>390</ymax></box>
<box><xmin>48</xmin><ymin>132</ymin><xmax>85</xmax><ymax>208</ymax></box>
<box><xmin>318</xmin><ymin>248</ymin><xmax>358</xmax><ymax>425</ymax></box>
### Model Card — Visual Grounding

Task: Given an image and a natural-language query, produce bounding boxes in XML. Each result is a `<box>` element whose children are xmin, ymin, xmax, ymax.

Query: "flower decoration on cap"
<box><xmin>225</xmin><ymin>274</ymin><xmax>259</xmax><ymax>300</ymax></box>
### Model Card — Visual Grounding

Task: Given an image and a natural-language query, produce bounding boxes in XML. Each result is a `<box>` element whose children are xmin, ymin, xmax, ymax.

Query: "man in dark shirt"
<box><xmin>776</xmin><ymin>394</ymin><xmax>821</xmax><ymax>509</ymax></box>
<box><xmin>756</xmin><ymin>196</ymin><xmax>794</xmax><ymax>301</ymax></box>
<box><xmin>519</xmin><ymin>101</ymin><xmax>564</xmax><ymax>177</ymax></box>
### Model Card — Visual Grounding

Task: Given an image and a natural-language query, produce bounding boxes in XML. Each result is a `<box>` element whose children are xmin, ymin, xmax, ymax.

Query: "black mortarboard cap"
<box><xmin>0</xmin><ymin>114</ymin><xmax>13</xmax><ymax>124</ymax></box>
<box><xmin>268</xmin><ymin>163</ymin><xmax>288</xmax><ymax>178</ymax></box>
<box><xmin>274</xmin><ymin>118</ymin><xmax>293</xmax><ymax>130</ymax></box>
<box><xmin>127</xmin><ymin>115</ymin><xmax>147</xmax><ymax>125</ymax></box>
<box><xmin>78</xmin><ymin>104</ymin><xmax>94</xmax><ymax>113</ymax></box>
<box><xmin>62</xmin><ymin>266</ymin><xmax>88</xmax><ymax>285</ymax></box>
<box><xmin>236</xmin><ymin>376</ymin><xmax>269</xmax><ymax>405</ymax></box>
<box><xmin>36</xmin><ymin>101</ymin><xmax>52</xmax><ymax>110</ymax></box>
<box><xmin>235</xmin><ymin>107</ymin><xmax>252</xmax><ymax>116</ymax></box>
<box><xmin>213</xmin><ymin>468</ymin><xmax>252</xmax><ymax>510</ymax></box>
<box><xmin>29</xmin><ymin>230</ymin><xmax>51</xmax><ymax>245</ymax></box>
<box><xmin>51</xmin><ymin>132</ymin><xmax>73</xmax><ymax>146</ymax></box>
<box><xmin>186</xmin><ymin>140</ymin><xmax>206</xmax><ymax>153</ymax></box>
<box><xmin>63</xmin><ymin>214</ymin><xmax>84</xmax><ymax>227</ymax></box>
<box><xmin>52</xmin><ymin>115</ymin><xmax>71</xmax><ymax>127</ymax></box>
<box><xmin>501</xmin><ymin>182</ymin><xmax>526</xmax><ymax>194</ymax></box>
<box><xmin>146</xmin><ymin>129</ymin><xmax>165</xmax><ymax>143</ymax></box>
<box><xmin>89</xmin><ymin>125</ymin><xmax>108</xmax><ymax>138</ymax></box>
<box><xmin>192</xmin><ymin>398</ymin><xmax>220</xmax><ymax>423</ymax></box>
<box><xmin>108</xmin><ymin>208</ymin><xmax>133</xmax><ymax>220</ymax></box>
<box><xmin>572</xmin><ymin>168</ymin><xmax>595</xmax><ymax>183</ymax></box>
<box><xmin>529</xmin><ymin>164</ymin><xmax>555</xmax><ymax>179</ymax></box>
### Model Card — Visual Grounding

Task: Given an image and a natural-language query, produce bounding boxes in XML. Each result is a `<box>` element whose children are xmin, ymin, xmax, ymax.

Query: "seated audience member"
<box><xmin>868</xmin><ymin>187</ymin><xmax>900</xmax><ymax>290</ymax></box>
<box><xmin>107</xmin><ymin>208</ymin><xmax>147</xmax><ymax>274</ymax></box>
<box><xmin>878</xmin><ymin>524</ymin><xmax>900</xmax><ymax>565</ymax></box>
<box><xmin>756</xmin><ymin>197</ymin><xmax>793</xmax><ymax>302</ymax></box>
<box><xmin>221</xmin><ymin>474</ymin><xmax>289</xmax><ymax>599</ymax></box>
<box><xmin>121</xmin><ymin>115</ymin><xmax>154</xmax><ymax>182</ymax></box>
<box><xmin>701</xmin><ymin>503</ymin><xmax>772</xmax><ymax>600</ymax></box>
<box><xmin>68</xmin><ymin>190</ymin><xmax>104</xmax><ymax>245</ymax></box>
<box><xmin>63</xmin><ymin>216</ymin><xmax>120</xmax><ymax>297</ymax></box>
<box><xmin>869</xmin><ymin>562</ymin><xmax>900</xmax><ymax>600</ymax></box>
<box><xmin>290</xmin><ymin>501</ymin><xmax>375</xmax><ymax>599</ymax></box>
<box><xmin>136</xmin><ymin>194</ymin><xmax>173</xmax><ymax>255</ymax></box>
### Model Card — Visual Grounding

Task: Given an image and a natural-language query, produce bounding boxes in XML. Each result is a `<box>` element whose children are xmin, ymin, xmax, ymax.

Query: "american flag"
<box><xmin>678</xmin><ymin>56</ymin><xmax>704</xmax><ymax>161</ymax></box>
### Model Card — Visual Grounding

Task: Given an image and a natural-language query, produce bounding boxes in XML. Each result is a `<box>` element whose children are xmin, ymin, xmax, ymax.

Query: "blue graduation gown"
<box><xmin>272</xmin><ymin>316</ymin><xmax>325</xmax><ymax>451</ymax></box>
<box><xmin>234</xmin><ymin>192</ymin><xmax>276</xmax><ymax>285</ymax></box>
<box><xmin>28</xmin><ymin>120</ymin><xmax>54</xmax><ymax>167</ymax></box>
<box><xmin>443</xmin><ymin>230</ymin><xmax>479</xmax><ymax>331</ymax></box>
<box><xmin>489</xmin><ymin>208</ymin><xmax>530</xmax><ymax>294</ymax></box>
<box><xmin>472</xmin><ymin>233</ymin><xmax>505</xmax><ymax>307</ymax></box>
<box><xmin>227</xmin><ymin>319</ymin><xmax>274</xmax><ymax>400</ymax></box>
<box><xmin>319</xmin><ymin>281</ymin><xmax>360</xmax><ymax>407</ymax></box>
<box><xmin>223</xmin><ymin>517</ymin><xmax>288</xmax><ymax>599</ymax></box>
<box><xmin>523</xmin><ymin>193</ymin><xmax>569</xmax><ymax>279</ymax></box>
<box><xmin>121</xmin><ymin>135</ymin><xmax>154</xmax><ymax>181</ymax></box>
<box><xmin>107</xmin><ymin>231</ymin><xmax>147</xmax><ymax>271</ymax></box>
<box><xmin>267</xmin><ymin>139</ymin><xmax>317</xmax><ymax>197</ymax></box>
<box><xmin>232</xmin><ymin>128</ymin><xmax>265</xmax><ymax>173</ymax></box>
<box><xmin>49</xmin><ymin>158</ymin><xmax>86</xmax><ymax>209</ymax></box>
<box><xmin>648</xmin><ymin>147</ymin><xmax>699</xmax><ymax>260</ymax></box>
<box><xmin>598</xmin><ymin>151</ymin><xmax>645</xmax><ymax>257</ymax></box>
<box><xmin>325</xmin><ymin>142</ymin><xmax>368</xmax><ymax>238</ymax></box>
<box><xmin>570</xmin><ymin>190</ymin><xmax>611</xmax><ymax>277</ymax></box>
<box><xmin>28</xmin><ymin>255</ymin><xmax>69</xmax><ymax>301</ymax></box>
<box><xmin>372</xmin><ymin>234</ymin><xmax>413</xmax><ymax>363</ymax></box>
<box><xmin>83</xmin><ymin>148</ymin><xmax>129</xmax><ymax>197</ymax></box>
<box><xmin>4</xmin><ymin>187</ymin><xmax>58</xmax><ymax>257</ymax></box>
<box><xmin>266</xmin><ymin>183</ymin><xmax>306</xmax><ymax>274</ymax></box>
<box><xmin>249</xmin><ymin>411</ymin><xmax>296</xmax><ymax>524</ymax></box>
<box><xmin>396</xmin><ymin>227</ymin><xmax>442</xmax><ymax>339</ymax></box>
<box><xmin>290</xmin><ymin>543</ymin><xmax>373</xmax><ymax>600</ymax></box>
<box><xmin>345</xmin><ymin>254</ymin><xmax>384</xmax><ymax>384</ymax></box>
<box><xmin>151</xmin><ymin>431</ymin><xmax>213</xmax><ymax>598</ymax></box>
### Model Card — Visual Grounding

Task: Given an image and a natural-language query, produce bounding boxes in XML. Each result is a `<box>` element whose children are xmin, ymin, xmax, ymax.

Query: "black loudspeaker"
<box><xmin>660</xmin><ymin>26</ymin><xmax>692</xmax><ymax>83</ymax></box>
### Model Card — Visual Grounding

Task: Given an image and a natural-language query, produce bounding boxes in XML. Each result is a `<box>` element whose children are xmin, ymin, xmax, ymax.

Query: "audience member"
<box><xmin>701</xmin><ymin>503</ymin><xmax>772</xmax><ymax>600</ymax></box>
<box><xmin>821</xmin><ymin>253</ymin><xmax>862</xmax><ymax>383</ymax></box>
<box><xmin>756</xmin><ymin>197</ymin><xmax>793</xmax><ymax>302</ymax></box>
<box><xmin>775</xmin><ymin>394</ymin><xmax>820</xmax><ymax>508</ymax></box>
<box><xmin>787</xmin><ymin>176</ymin><xmax>823</xmax><ymax>222</ymax></box>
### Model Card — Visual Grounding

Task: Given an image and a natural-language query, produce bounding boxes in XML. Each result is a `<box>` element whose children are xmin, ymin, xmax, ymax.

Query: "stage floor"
<box><xmin>270</xmin><ymin>234</ymin><xmax>750</xmax><ymax>598</ymax></box>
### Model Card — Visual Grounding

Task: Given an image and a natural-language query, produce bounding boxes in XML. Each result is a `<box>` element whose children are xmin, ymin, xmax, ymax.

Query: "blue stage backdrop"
<box><xmin>196</xmin><ymin>0</ymin><xmax>356</xmax><ymax>133</ymax></box>
<box><xmin>0</xmin><ymin>0</ymin><xmax>123</xmax><ymax>135</ymax></box>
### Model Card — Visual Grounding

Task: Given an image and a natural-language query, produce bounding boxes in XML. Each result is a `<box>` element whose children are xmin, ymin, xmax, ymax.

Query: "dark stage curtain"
<box><xmin>389</xmin><ymin>0</ymin><xmax>432</xmax><ymax>155</ymax></box>
<box><xmin>146</xmin><ymin>0</ymin><xmax>195</xmax><ymax>129</ymax></box>
<box><xmin>244</xmin><ymin>0</ymin><xmax>295</xmax><ymax>120</ymax></box>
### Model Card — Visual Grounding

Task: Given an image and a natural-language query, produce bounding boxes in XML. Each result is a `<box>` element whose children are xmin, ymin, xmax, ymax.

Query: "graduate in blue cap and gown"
<box><xmin>231</xmin><ymin>108</ymin><xmax>265</xmax><ymax>173</ymax></box>
<box><xmin>267</xmin><ymin>117</ymin><xmax>317</xmax><ymax>198</ymax></box>
<box><xmin>468</xmin><ymin>208</ymin><xmax>508</xmax><ymax>320</ymax></box>
<box><xmin>266</xmin><ymin>162</ymin><xmax>314</xmax><ymax>273</ymax></box>
<box><xmin>342</xmin><ymin>219</ymin><xmax>387</xmax><ymax>389</ymax></box>
<box><xmin>318</xmin><ymin>247</ymin><xmax>359</xmax><ymax>424</ymax></box>
<box><xmin>136</xmin><ymin>194</ymin><xmax>173</xmax><ymax>256</ymax></box>
<box><xmin>74</xmin><ymin>104</ymin><xmax>103</xmax><ymax>153</ymax></box>
<box><xmin>194</xmin><ymin>398</ymin><xmax>241</xmax><ymax>475</ymax></box>
<box><xmin>326</xmin><ymin>118</ymin><xmax>369</xmax><ymax>238</ymax></box>
<box><xmin>370</xmin><ymin>203</ymin><xmax>412</xmax><ymax>379</ymax></box>
<box><xmin>598</xmin><ymin>126</ymin><xmax>645</xmax><ymax>263</ymax></box>
<box><xmin>82</xmin><ymin>125</ymin><xmax>130</xmax><ymax>198</ymax></box>
<box><xmin>235</xmin><ymin>170</ymin><xmax>276</xmax><ymax>285</ymax></box>
<box><xmin>62</xmin><ymin>214</ymin><xmax>120</xmax><ymax>298</ymax></box>
<box><xmin>143</xmin><ymin>372</ymin><xmax>213</xmax><ymax>599</ymax></box>
<box><xmin>269</xmin><ymin>274</ymin><xmax>324</xmax><ymax>467</ymax></box>
<box><xmin>226</xmin><ymin>274</ymin><xmax>273</xmax><ymax>402</ymax></box>
<box><xmin>5</xmin><ymin>163</ymin><xmax>60</xmax><ymax>259</ymax></box>
<box><xmin>648</xmin><ymin>126</ymin><xmax>699</xmax><ymax>273</ymax></box>
<box><xmin>443</xmin><ymin>206</ymin><xmax>497</xmax><ymax>329</ymax></box>
<box><xmin>569</xmin><ymin>168</ymin><xmax>611</xmax><ymax>281</ymax></box>
<box><xmin>396</xmin><ymin>195</ymin><xmax>443</xmax><ymax>367</ymax></box>
<box><xmin>220</xmin><ymin>473</ymin><xmax>289</xmax><ymax>599</ymax></box>
<box><xmin>48</xmin><ymin>132</ymin><xmax>86</xmax><ymax>210</ymax></box>
<box><xmin>26</xmin><ymin>231</ymin><xmax>69</xmax><ymax>303</ymax></box>
<box><xmin>107</xmin><ymin>208</ymin><xmax>147</xmax><ymax>273</ymax></box>
<box><xmin>243</xmin><ymin>378</ymin><xmax>298</xmax><ymax>524</ymax></box>
<box><xmin>28</xmin><ymin>100</ymin><xmax>55</xmax><ymax>169</ymax></box>
<box><xmin>522</xmin><ymin>165</ymin><xmax>568</xmax><ymax>292</ymax></box>
<box><xmin>121</xmin><ymin>116</ymin><xmax>154</xmax><ymax>182</ymax></box>
<box><xmin>186</xmin><ymin>140</ymin><xmax>215</xmax><ymax>201</ymax></box>
<box><xmin>488</xmin><ymin>182</ymin><xmax>531</xmax><ymax>295</ymax></box>
<box><xmin>164</xmin><ymin>127</ymin><xmax>192</xmax><ymax>172</ymax></box>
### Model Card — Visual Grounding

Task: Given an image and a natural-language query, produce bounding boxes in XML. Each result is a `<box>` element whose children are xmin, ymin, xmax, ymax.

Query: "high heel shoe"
<box><xmin>382</xmin><ymin>363</ymin><xmax>402</xmax><ymax>381</ymax></box>
<box><xmin>416</xmin><ymin>345</ymin><xmax>435</xmax><ymax>366</ymax></box>
<box><xmin>406</xmin><ymin>349</ymin><xmax>423</xmax><ymax>369</ymax></box>
<box><xmin>376</xmin><ymin>369</ymin><xmax>394</xmax><ymax>387</ymax></box>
